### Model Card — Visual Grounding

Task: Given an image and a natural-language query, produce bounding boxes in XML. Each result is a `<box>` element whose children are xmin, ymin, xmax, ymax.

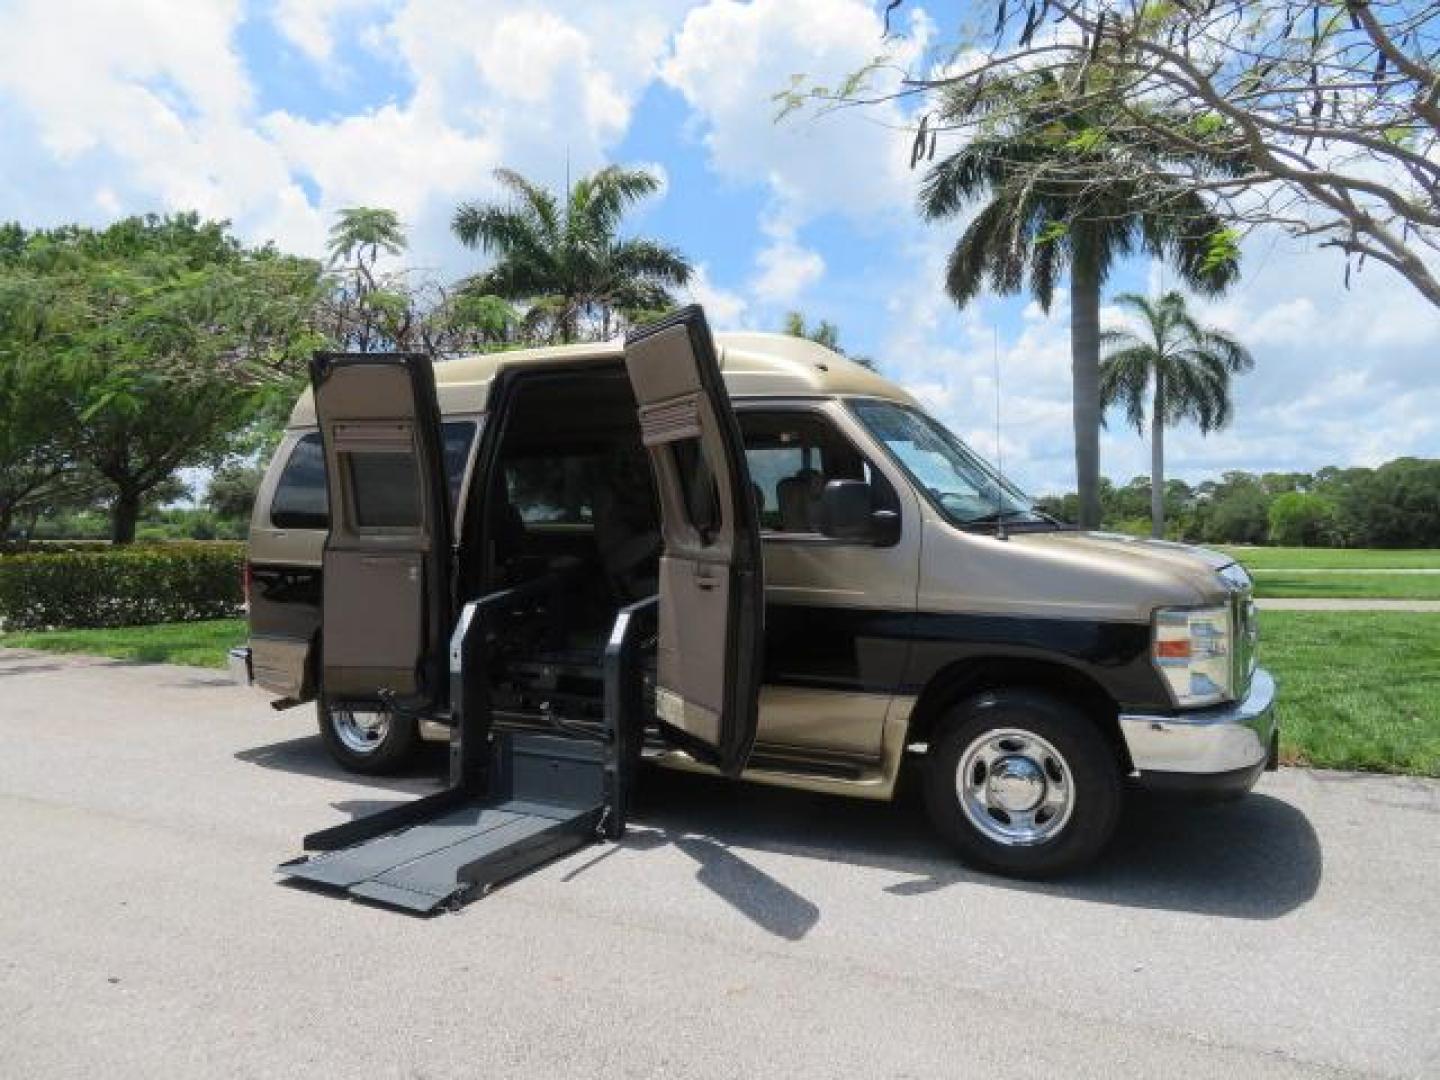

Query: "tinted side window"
<box><xmin>441</xmin><ymin>421</ymin><xmax>476</xmax><ymax>508</ymax></box>
<box><xmin>270</xmin><ymin>434</ymin><xmax>328</xmax><ymax>529</ymax></box>
<box><xmin>268</xmin><ymin>422</ymin><xmax>475</xmax><ymax>531</ymax></box>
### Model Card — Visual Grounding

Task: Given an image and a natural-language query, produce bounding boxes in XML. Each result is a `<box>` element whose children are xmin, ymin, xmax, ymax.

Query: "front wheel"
<box><xmin>924</xmin><ymin>690</ymin><xmax>1122</xmax><ymax>878</ymax></box>
<box><xmin>317</xmin><ymin>700</ymin><xmax>419</xmax><ymax>774</ymax></box>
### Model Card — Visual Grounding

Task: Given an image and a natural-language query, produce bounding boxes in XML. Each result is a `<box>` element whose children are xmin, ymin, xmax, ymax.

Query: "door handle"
<box><xmin>693</xmin><ymin>564</ymin><xmax>716</xmax><ymax>590</ymax></box>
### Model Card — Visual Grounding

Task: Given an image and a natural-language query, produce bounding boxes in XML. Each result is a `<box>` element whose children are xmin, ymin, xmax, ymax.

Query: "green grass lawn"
<box><xmin>1251</xmin><ymin>573</ymin><xmax>1440</xmax><ymax>600</ymax></box>
<box><xmin>3</xmin><ymin>611</ymin><xmax>1436</xmax><ymax>776</ymax></box>
<box><xmin>1216</xmin><ymin>547</ymin><xmax>1440</xmax><ymax>599</ymax></box>
<box><xmin>1219</xmin><ymin>546</ymin><xmax>1440</xmax><ymax>570</ymax></box>
<box><xmin>0</xmin><ymin>618</ymin><xmax>246</xmax><ymax>669</ymax></box>
<box><xmin>1263</xmin><ymin>612</ymin><xmax>1440</xmax><ymax>776</ymax></box>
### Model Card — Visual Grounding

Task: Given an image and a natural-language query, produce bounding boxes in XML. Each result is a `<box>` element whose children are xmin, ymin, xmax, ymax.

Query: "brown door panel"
<box><xmin>624</xmin><ymin>307</ymin><xmax>763</xmax><ymax>776</ymax></box>
<box><xmin>321</xmin><ymin>551</ymin><xmax>424</xmax><ymax>698</ymax></box>
<box><xmin>310</xmin><ymin>353</ymin><xmax>451</xmax><ymax>711</ymax></box>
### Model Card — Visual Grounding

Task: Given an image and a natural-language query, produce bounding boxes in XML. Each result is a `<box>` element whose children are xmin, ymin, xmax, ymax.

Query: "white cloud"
<box><xmin>663</xmin><ymin>0</ymin><xmax>930</xmax><ymax>228</ymax></box>
<box><xmin>262</xmin><ymin>0</ymin><xmax>689</xmax><ymax>268</ymax></box>
<box><xmin>0</xmin><ymin>0</ymin><xmax>689</xmax><ymax>267</ymax></box>
<box><xmin>686</xmin><ymin>264</ymin><xmax>749</xmax><ymax>326</ymax></box>
<box><xmin>750</xmin><ymin>231</ymin><xmax>825</xmax><ymax>303</ymax></box>
<box><xmin>271</xmin><ymin>0</ymin><xmax>393</xmax><ymax>63</ymax></box>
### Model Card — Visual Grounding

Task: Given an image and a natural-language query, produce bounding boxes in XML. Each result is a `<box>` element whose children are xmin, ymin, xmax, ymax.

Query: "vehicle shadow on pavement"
<box><xmin>238</xmin><ymin>735</ymin><xmax>1322</xmax><ymax>936</ymax></box>
<box><xmin>621</xmin><ymin>767</ymin><xmax>1322</xmax><ymax>928</ymax></box>
<box><xmin>236</xmin><ymin>734</ymin><xmax>449</xmax><ymax>794</ymax></box>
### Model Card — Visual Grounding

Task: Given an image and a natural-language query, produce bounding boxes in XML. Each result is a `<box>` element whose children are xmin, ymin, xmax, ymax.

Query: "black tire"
<box><xmin>923</xmin><ymin>689</ymin><xmax>1122</xmax><ymax>878</ymax></box>
<box><xmin>317</xmin><ymin>700</ymin><xmax>419</xmax><ymax>775</ymax></box>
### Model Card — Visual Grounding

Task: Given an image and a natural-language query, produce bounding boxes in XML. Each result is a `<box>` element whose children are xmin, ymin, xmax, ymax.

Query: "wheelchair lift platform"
<box><xmin>279</xmin><ymin>583</ymin><xmax>653</xmax><ymax>915</ymax></box>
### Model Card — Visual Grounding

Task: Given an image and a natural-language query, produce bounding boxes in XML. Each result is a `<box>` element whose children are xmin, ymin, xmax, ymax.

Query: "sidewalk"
<box><xmin>1257</xmin><ymin>598</ymin><xmax>1440</xmax><ymax>612</ymax></box>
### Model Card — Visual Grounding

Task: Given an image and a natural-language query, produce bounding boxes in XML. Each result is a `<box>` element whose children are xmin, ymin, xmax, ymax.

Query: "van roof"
<box><xmin>286</xmin><ymin>331</ymin><xmax>916</xmax><ymax>428</ymax></box>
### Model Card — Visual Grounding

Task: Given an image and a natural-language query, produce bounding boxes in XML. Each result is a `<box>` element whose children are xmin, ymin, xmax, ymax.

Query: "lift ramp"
<box><xmin>280</xmin><ymin>581</ymin><xmax>653</xmax><ymax>915</ymax></box>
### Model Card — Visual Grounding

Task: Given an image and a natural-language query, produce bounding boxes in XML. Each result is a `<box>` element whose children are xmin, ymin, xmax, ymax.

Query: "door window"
<box><xmin>348</xmin><ymin>452</ymin><xmax>422</xmax><ymax>528</ymax></box>
<box><xmin>738</xmin><ymin>411</ymin><xmax>896</xmax><ymax>535</ymax></box>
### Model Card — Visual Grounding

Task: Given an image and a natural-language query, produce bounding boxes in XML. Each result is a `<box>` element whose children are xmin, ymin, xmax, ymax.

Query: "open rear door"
<box><xmin>311</xmin><ymin>353</ymin><xmax>451</xmax><ymax>711</ymax></box>
<box><xmin>623</xmin><ymin>306</ymin><xmax>763</xmax><ymax>777</ymax></box>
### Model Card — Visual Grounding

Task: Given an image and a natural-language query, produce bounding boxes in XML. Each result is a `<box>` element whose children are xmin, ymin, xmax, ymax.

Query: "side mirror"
<box><xmin>820</xmin><ymin>480</ymin><xmax>886</xmax><ymax>542</ymax></box>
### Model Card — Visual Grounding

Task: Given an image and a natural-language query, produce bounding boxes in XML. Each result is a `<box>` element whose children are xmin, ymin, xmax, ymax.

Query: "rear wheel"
<box><xmin>317</xmin><ymin>700</ymin><xmax>419</xmax><ymax>774</ymax></box>
<box><xmin>924</xmin><ymin>689</ymin><xmax>1122</xmax><ymax>878</ymax></box>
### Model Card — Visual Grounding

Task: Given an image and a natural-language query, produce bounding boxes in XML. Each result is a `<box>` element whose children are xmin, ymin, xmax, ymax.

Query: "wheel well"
<box><xmin>905</xmin><ymin>657</ymin><xmax>1133</xmax><ymax>773</ymax></box>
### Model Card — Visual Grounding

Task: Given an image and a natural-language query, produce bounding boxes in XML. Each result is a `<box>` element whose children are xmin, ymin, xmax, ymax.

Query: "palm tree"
<box><xmin>919</xmin><ymin>68</ymin><xmax>1245</xmax><ymax>528</ymax></box>
<box><xmin>451</xmin><ymin>166</ymin><xmax>691</xmax><ymax>344</ymax></box>
<box><xmin>327</xmin><ymin>207</ymin><xmax>406</xmax><ymax>290</ymax></box>
<box><xmin>782</xmin><ymin>310</ymin><xmax>875</xmax><ymax>368</ymax></box>
<box><xmin>1100</xmin><ymin>291</ymin><xmax>1254</xmax><ymax>538</ymax></box>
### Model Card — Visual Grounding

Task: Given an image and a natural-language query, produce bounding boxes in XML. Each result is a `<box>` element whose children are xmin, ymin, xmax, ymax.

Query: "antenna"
<box><xmin>993</xmin><ymin>324</ymin><xmax>1008</xmax><ymax>541</ymax></box>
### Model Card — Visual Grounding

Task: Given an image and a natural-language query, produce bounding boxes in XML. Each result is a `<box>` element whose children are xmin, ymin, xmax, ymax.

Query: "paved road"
<box><xmin>3</xmin><ymin>648</ymin><xmax>1438</xmax><ymax>1079</ymax></box>
<box><xmin>1257</xmin><ymin>598</ymin><xmax>1440</xmax><ymax>612</ymax></box>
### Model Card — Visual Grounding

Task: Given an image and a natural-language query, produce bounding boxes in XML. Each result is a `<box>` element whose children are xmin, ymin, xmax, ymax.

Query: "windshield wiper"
<box><xmin>960</xmin><ymin>508</ymin><xmax>1035</xmax><ymax>526</ymax></box>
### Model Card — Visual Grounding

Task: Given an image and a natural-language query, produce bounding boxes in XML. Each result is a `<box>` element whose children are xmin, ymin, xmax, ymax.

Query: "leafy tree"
<box><xmin>1</xmin><ymin>214</ymin><xmax>321</xmax><ymax>543</ymax></box>
<box><xmin>919</xmin><ymin>69</ymin><xmax>1243</xmax><ymax>528</ymax></box>
<box><xmin>1269</xmin><ymin>492</ymin><xmax>1338</xmax><ymax>547</ymax></box>
<box><xmin>207</xmin><ymin>461</ymin><xmax>266</xmax><ymax>522</ymax></box>
<box><xmin>452</xmin><ymin>166</ymin><xmax>691</xmax><ymax>343</ymax></box>
<box><xmin>1100</xmin><ymin>291</ymin><xmax>1253</xmax><ymax>538</ymax></box>
<box><xmin>1337</xmin><ymin>459</ymin><xmax>1440</xmax><ymax>548</ymax></box>
<box><xmin>319</xmin><ymin>207</ymin><xmax>517</xmax><ymax>356</ymax></box>
<box><xmin>781</xmin><ymin>310</ymin><xmax>876</xmax><ymax>369</ymax></box>
<box><xmin>0</xmin><ymin>354</ymin><xmax>74</xmax><ymax>537</ymax></box>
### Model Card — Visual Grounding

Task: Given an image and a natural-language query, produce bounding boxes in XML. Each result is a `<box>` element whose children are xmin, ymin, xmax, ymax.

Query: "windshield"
<box><xmin>848</xmin><ymin>399</ymin><xmax>1042</xmax><ymax>527</ymax></box>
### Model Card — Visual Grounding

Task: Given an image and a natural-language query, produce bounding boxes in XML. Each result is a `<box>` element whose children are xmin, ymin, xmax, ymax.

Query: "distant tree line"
<box><xmin>1036</xmin><ymin>458</ymin><xmax>1440</xmax><ymax>548</ymax></box>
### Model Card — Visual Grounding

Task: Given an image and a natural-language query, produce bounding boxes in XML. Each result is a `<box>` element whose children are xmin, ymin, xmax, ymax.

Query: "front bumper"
<box><xmin>1119</xmin><ymin>668</ymin><xmax>1278</xmax><ymax>797</ymax></box>
<box><xmin>228</xmin><ymin>646</ymin><xmax>254</xmax><ymax>687</ymax></box>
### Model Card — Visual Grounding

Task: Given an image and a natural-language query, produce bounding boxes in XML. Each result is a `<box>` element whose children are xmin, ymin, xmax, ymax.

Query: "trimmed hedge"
<box><xmin>0</xmin><ymin>542</ymin><xmax>246</xmax><ymax>631</ymax></box>
<box><xmin>0</xmin><ymin>540</ymin><xmax>119</xmax><ymax>555</ymax></box>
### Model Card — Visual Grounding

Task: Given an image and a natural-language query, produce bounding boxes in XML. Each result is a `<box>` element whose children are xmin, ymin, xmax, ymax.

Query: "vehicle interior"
<box><xmin>465</xmin><ymin>364</ymin><xmax>664</xmax><ymax>737</ymax></box>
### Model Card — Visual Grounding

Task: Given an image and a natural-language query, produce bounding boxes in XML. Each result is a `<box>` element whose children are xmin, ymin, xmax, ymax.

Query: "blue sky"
<box><xmin>1</xmin><ymin>0</ymin><xmax>1436</xmax><ymax>495</ymax></box>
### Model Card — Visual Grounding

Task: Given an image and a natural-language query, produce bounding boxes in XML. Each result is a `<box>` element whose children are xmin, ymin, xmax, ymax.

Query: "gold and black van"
<box><xmin>234</xmin><ymin>306</ymin><xmax>1276</xmax><ymax>878</ymax></box>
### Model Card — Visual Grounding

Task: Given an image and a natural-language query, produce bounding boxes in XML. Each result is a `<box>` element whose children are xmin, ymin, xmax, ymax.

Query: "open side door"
<box><xmin>623</xmin><ymin>306</ymin><xmax>763</xmax><ymax>777</ymax></box>
<box><xmin>311</xmin><ymin>352</ymin><xmax>451</xmax><ymax>711</ymax></box>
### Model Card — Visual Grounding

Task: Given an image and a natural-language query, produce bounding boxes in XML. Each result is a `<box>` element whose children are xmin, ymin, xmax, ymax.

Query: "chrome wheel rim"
<box><xmin>331</xmin><ymin>707</ymin><xmax>390</xmax><ymax>755</ymax></box>
<box><xmin>956</xmin><ymin>728</ymin><xmax>1074</xmax><ymax>847</ymax></box>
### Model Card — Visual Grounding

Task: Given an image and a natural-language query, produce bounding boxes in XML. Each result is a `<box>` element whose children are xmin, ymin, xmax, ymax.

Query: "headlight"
<box><xmin>1152</xmin><ymin>605</ymin><xmax>1233</xmax><ymax>707</ymax></box>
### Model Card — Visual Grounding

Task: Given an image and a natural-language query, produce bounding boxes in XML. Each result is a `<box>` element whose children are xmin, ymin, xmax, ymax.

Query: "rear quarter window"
<box><xmin>270</xmin><ymin>434</ymin><xmax>328</xmax><ymax>529</ymax></box>
<box><xmin>267</xmin><ymin>421</ymin><xmax>477</xmax><ymax>530</ymax></box>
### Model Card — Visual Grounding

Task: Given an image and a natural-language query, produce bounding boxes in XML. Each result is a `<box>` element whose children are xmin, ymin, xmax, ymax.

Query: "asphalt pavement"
<box><xmin>2</xmin><ymin>647</ymin><xmax>1437</xmax><ymax>1079</ymax></box>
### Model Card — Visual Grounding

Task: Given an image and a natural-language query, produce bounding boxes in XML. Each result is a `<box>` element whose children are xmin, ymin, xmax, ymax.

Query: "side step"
<box><xmin>280</xmin><ymin>734</ymin><xmax>608</xmax><ymax>913</ymax></box>
<box><xmin>279</xmin><ymin>584</ymin><xmax>655</xmax><ymax>915</ymax></box>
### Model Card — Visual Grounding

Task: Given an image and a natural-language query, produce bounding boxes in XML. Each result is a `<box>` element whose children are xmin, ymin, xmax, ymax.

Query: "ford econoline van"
<box><xmin>234</xmin><ymin>306</ymin><xmax>1276</xmax><ymax>878</ymax></box>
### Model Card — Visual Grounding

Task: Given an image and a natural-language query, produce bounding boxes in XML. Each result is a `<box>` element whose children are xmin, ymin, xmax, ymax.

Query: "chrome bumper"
<box><xmin>1120</xmin><ymin>668</ymin><xmax>1277</xmax><ymax>781</ymax></box>
<box><xmin>227</xmin><ymin>646</ymin><xmax>254</xmax><ymax>687</ymax></box>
